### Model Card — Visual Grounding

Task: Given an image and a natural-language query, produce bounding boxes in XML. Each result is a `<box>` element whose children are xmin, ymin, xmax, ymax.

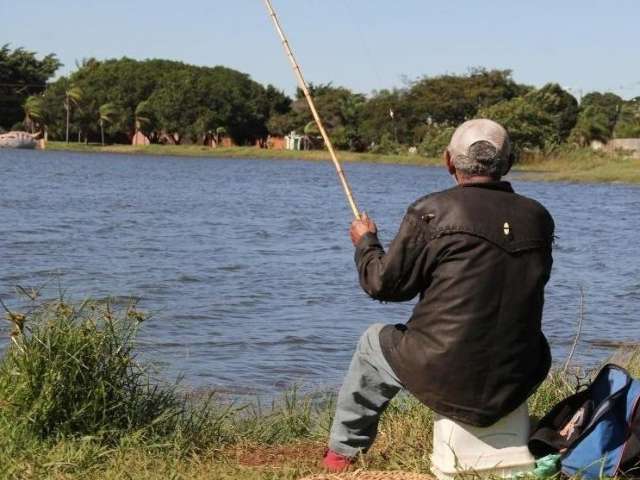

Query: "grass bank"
<box><xmin>45</xmin><ymin>141</ymin><xmax>640</xmax><ymax>184</ymax></box>
<box><xmin>2</xmin><ymin>294</ymin><xmax>639</xmax><ymax>479</ymax></box>
<box><xmin>516</xmin><ymin>148</ymin><xmax>640</xmax><ymax>184</ymax></box>
<box><xmin>46</xmin><ymin>141</ymin><xmax>436</xmax><ymax>167</ymax></box>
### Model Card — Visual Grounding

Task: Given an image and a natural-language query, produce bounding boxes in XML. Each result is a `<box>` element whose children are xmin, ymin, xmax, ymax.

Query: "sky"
<box><xmin>2</xmin><ymin>0</ymin><xmax>640</xmax><ymax>100</ymax></box>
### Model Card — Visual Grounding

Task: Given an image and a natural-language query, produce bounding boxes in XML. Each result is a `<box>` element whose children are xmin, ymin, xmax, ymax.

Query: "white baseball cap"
<box><xmin>448</xmin><ymin>119</ymin><xmax>511</xmax><ymax>164</ymax></box>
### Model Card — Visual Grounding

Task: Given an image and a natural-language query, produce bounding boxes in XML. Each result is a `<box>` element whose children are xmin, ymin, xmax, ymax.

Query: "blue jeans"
<box><xmin>328</xmin><ymin>323</ymin><xmax>404</xmax><ymax>458</ymax></box>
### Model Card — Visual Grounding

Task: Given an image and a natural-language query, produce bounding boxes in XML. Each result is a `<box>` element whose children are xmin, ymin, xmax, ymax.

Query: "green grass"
<box><xmin>46</xmin><ymin>141</ymin><xmax>437</xmax><ymax>167</ymax></box>
<box><xmin>515</xmin><ymin>146</ymin><xmax>640</xmax><ymax>184</ymax></box>
<box><xmin>45</xmin><ymin>141</ymin><xmax>640</xmax><ymax>184</ymax></box>
<box><xmin>0</xmin><ymin>294</ymin><xmax>637</xmax><ymax>479</ymax></box>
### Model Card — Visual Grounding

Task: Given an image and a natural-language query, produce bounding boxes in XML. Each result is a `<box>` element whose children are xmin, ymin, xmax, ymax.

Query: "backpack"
<box><xmin>529</xmin><ymin>364</ymin><xmax>640</xmax><ymax>479</ymax></box>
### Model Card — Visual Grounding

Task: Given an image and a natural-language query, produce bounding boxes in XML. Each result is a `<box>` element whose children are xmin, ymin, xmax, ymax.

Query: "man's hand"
<box><xmin>350</xmin><ymin>213</ymin><xmax>378</xmax><ymax>246</ymax></box>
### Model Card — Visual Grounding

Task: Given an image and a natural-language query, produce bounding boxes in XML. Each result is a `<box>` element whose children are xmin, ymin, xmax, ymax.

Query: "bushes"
<box><xmin>370</xmin><ymin>133</ymin><xmax>403</xmax><ymax>155</ymax></box>
<box><xmin>0</xmin><ymin>295</ymin><xmax>331</xmax><ymax>466</ymax></box>
<box><xmin>479</xmin><ymin>97</ymin><xmax>559</xmax><ymax>155</ymax></box>
<box><xmin>418</xmin><ymin>126</ymin><xmax>455</xmax><ymax>158</ymax></box>
<box><xmin>0</xmin><ymin>298</ymin><xmax>187</xmax><ymax>442</ymax></box>
<box><xmin>2</xmin><ymin>292</ymin><xmax>640</xmax><ymax>478</ymax></box>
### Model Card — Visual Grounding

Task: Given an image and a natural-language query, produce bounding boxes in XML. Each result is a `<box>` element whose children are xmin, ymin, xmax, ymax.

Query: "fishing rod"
<box><xmin>262</xmin><ymin>0</ymin><xmax>361</xmax><ymax>220</ymax></box>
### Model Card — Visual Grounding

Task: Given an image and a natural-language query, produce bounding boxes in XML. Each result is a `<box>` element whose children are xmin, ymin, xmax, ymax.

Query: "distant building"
<box><xmin>267</xmin><ymin>135</ymin><xmax>285</xmax><ymax>150</ymax></box>
<box><xmin>220</xmin><ymin>136</ymin><xmax>235</xmax><ymax>148</ymax></box>
<box><xmin>131</xmin><ymin>131</ymin><xmax>150</xmax><ymax>146</ymax></box>
<box><xmin>285</xmin><ymin>131</ymin><xmax>304</xmax><ymax>150</ymax></box>
<box><xmin>606</xmin><ymin>138</ymin><xmax>640</xmax><ymax>159</ymax></box>
<box><xmin>593</xmin><ymin>138</ymin><xmax>640</xmax><ymax>158</ymax></box>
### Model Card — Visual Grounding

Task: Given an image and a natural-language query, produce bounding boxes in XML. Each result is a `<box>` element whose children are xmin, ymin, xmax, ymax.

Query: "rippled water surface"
<box><xmin>1</xmin><ymin>149</ymin><xmax>638</xmax><ymax>395</ymax></box>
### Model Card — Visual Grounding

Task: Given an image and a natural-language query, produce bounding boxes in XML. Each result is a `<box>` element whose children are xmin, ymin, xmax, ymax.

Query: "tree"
<box><xmin>405</xmin><ymin>68</ymin><xmax>528</xmax><ymax>131</ymax></box>
<box><xmin>337</xmin><ymin>93</ymin><xmax>366</xmax><ymax>151</ymax></box>
<box><xmin>479</xmin><ymin>97</ymin><xmax>558</xmax><ymax>154</ymax></box>
<box><xmin>524</xmin><ymin>83</ymin><xmax>578</xmax><ymax>141</ymax></box>
<box><xmin>568</xmin><ymin>92</ymin><xmax>623</xmax><ymax>146</ymax></box>
<box><xmin>302</xmin><ymin>121</ymin><xmax>320</xmax><ymax>150</ymax></box>
<box><xmin>358</xmin><ymin>69</ymin><xmax>529</xmax><ymax>148</ymax></box>
<box><xmin>266</xmin><ymin>113</ymin><xmax>297</xmax><ymax>137</ymax></box>
<box><xmin>64</xmin><ymin>86</ymin><xmax>83</xmax><ymax>143</ymax></box>
<box><xmin>569</xmin><ymin>106</ymin><xmax>616</xmax><ymax>146</ymax></box>
<box><xmin>267</xmin><ymin>83</ymin><xmax>365</xmax><ymax>150</ymax></box>
<box><xmin>23</xmin><ymin>95</ymin><xmax>44</xmax><ymax>134</ymax></box>
<box><xmin>98</xmin><ymin>103</ymin><xmax>119</xmax><ymax>145</ymax></box>
<box><xmin>134</xmin><ymin>100</ymin><xmax>154</xmax><ymax>137</ymax></box>
<box><xmin>262</xmin><ymin>84</ymin><xmax>291</xmax><ymax>117</ymax></box>
<box><xmin>215</xmin><ymin>126</ymin><xmax>227</xmax><ymax>145</ymax></box>
<box><xmin>418</xmin><ymin>125</ymin><xmax>455</xmax><ymax>157</ymax></box>
<box><xmin>0</xmin><ymin>45</ymin><xmax>61</xmax><ymax>130</ymax></box>
<box><xmin>37</xmin><ymin>78</ymin><xmax>70</xmax><ymax>141</ymax></box>
<box><xmin>613</xmin><ymin>98</ymin><xmax>640</xmax><ymax>138</ymax></box>
<box><xmin>359</xmin><ymin>89</ymin><xmax>409</xmax><ymax>147</ymax></box>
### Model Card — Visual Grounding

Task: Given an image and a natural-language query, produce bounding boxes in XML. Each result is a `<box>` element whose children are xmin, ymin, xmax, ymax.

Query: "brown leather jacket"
<box><xmin>355</xmin><ymin>181</ymin><xmax>554</xmax><ymax>426</ymax></box>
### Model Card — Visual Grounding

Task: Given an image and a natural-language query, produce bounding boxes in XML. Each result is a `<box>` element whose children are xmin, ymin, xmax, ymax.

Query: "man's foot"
<box><xmin>322</xmin><ymin>448</ymin><xmax>354</xmax><ymax>472</ymax></box>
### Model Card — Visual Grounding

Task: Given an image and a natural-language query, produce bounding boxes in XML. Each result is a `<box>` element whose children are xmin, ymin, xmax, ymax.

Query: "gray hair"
<box><xmin>451</xmin><ymin>140</ymin><xmax>509</xmax><ymax>178</ymax></box>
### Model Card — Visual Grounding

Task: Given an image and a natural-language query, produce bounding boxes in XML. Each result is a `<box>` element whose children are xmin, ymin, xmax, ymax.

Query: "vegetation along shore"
<box><xmin>1</xmin><ymin>295</ymin><xmax>638</xmax><ymax>479</ymax></box>
<box><xmin>3</xmin><ymin>46</ymin><xmax>639</xmax><ymax>183</ymax></box>
<box><xmin>45</xmin><ymin>141</ymin><xmax>640</xmax><ymax>184</ymax></box>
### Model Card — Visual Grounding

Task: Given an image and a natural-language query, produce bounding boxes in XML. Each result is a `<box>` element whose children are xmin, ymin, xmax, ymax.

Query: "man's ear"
<box><xmin>444</xmin><ymin>149</ymin><xmax>456</xmax><ymax>175</ymax></box>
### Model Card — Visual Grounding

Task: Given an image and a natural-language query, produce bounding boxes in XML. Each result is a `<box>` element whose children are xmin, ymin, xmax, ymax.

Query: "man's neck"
<box><xmin>456</xmin><ymin>175</ymin><xmax>499</xmax><ymax>185</ymax></box>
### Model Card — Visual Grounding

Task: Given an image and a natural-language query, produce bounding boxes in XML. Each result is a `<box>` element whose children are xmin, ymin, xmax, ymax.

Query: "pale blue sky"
<box><xmin>2</xmin><ymin>0</ymin><xmax>639</xmax><ymax>99</ymax></box>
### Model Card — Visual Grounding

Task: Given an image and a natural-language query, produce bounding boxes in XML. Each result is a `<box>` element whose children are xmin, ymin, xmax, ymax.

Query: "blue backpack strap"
<box><xmin>617</xmin><ymin>380</ymin><xmax>640</xmax><ymax>474</ymax></box>
<box><xmin>560</xmin><ymin>365</ymin><xmax>632</xmax><ymax>479</ymax></box>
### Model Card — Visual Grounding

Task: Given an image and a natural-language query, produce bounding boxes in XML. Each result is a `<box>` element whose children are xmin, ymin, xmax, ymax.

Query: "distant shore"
<box><xmin>46</xmin><ymin>141</ymin><xmax>438</xmax><ymax>166</ymax></box>
<box><xmin>46</xmin><ymin>142</ymin><xmax>640</xmax><ymax>184</ymax></box>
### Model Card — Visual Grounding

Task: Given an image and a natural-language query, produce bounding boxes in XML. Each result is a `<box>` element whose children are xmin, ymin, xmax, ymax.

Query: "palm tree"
<box><xmin>64</xmin><ymin>86</ymin><xmax>83</xmax><ymax>143</ymax></box>
<box><xmin>215</xmin><ymin>126</ymin><xmax>227</xmax><ymax>146</ymax></box>
<box><xmin>134</xmin><ymin>100</ymin><xmax>153</xmax><ymax>139</ymax></box>
<box><xmin>23</xmin><ymin>96</ymin><xmax>44</xmax><ymax>134</ymax></box>
<box><xmin>303</xmin><ymin>121</ymin><xmax>319</xmax><ymax>150</ymax></box>
<box><xmin>98</xmin><ymin>103</ymin><xmax>118</xmax><ymax>146</ymax></box>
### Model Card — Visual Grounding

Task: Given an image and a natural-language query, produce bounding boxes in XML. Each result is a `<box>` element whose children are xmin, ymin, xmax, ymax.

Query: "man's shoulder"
<box><xmin>409</xmin><ymin>184</ymin><xmax>550</xmax><ymax>211</ymax></box>
<box><xmin>515</xmin><ymin>194</ymin><xmax>555</xmax><ymax>225</ymax></box>
<box><xmin>407</xmin><ymin>186</ymin><xmax>457</xmax><ymax>213</ymax></box>
<box><xmin>406</xmin><ymin>184</ymin><xmax>555</xmax><ymax>232</ymax></box>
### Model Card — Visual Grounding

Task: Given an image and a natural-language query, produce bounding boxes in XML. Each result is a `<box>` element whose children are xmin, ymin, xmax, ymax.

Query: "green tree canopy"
<box><xmin>359</xmin><ymin>89</ymin><xmax>409</xmax><ymax>147</ymax></box>
<box><xmin>479</xmin><ymin>97</ymin><xmax>558</xmax><ymax>153</ymax></box>
<box><xmin>524</xmin><ymin>83</ymin><xmax>578</xmax><ymax>141</ymax></box>
<box><xmin>36</xmin><ymin>57</ymin><xmax>290</xmax><ymax>144</ymax></box>
<box><xmin>0</xmin><ymin>45</ymin><xmax>61</xmax><ymax>130</ymax></box>
<box><xmin>267</xmin><ymin>83</ymin><xmax>366</xmax><ymax>150</ymax></box>
<box><xmin>568</xmin><ymin>92</ymin><xmax>624</xmax><ymax>145</ymax></box>
<box><xmin>405</xmin><ymin>68</ymin><xmax>528</xmax><ymax>127</ymax></box>
<box><xmin>23</xmin><ymin>95</ymin><xmax>44</xmax><ymax>133</ymax></box>
<box><xmin>613</xmin><ymin>98</ymin><xmax>640</xmax><ymax>138</ymax></box>
<box><xmin>29</xmin><ymin>52</ymin><xmax>637</xmax><ymax>154</ymax></box>
<box><xmin>358</xmin><ymin>68</ymin><xmax>529</xmax><ymax>148</ymax></box>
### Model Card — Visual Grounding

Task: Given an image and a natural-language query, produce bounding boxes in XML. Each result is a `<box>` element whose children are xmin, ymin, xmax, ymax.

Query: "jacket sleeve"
<box><xmin>354</xmin><ymin>212</ymin><xmax>430</xmax><ymax>302</ymax></box>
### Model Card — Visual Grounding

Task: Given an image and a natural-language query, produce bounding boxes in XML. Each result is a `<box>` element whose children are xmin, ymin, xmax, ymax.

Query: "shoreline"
<box><xmin>44</xmin><ymin>141</ymin><xmax>640</xmax><ymax>184</ymax></box>
<box><xmin>46</xmin><ymin>141</ymin><xmax>438</xmax><ymax>166</ymax></box>
<box><xmin>1</xmin><ymin>292</ymin><xmax>638</xmax><ymax>479</ymax></box>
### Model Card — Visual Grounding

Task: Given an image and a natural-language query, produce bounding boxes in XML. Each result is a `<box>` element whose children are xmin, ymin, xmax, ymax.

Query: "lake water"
<box><xmin>1</xmin><ymin>149</ymin><xmax>638</xmax><ymax>396</ymax></box>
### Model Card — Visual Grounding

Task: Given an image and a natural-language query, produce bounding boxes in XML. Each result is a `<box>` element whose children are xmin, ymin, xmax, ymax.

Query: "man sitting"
<box><xmin>323</xmin><ymin>119</ymin><xmax>555</xmax><ymax>472</ymax></box>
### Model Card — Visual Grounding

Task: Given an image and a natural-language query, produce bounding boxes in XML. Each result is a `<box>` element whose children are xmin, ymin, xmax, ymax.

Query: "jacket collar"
<box><xmin>459</xmin><ymin>181</ymin><xmax>514</xmax><ymax>193</ymax></box>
